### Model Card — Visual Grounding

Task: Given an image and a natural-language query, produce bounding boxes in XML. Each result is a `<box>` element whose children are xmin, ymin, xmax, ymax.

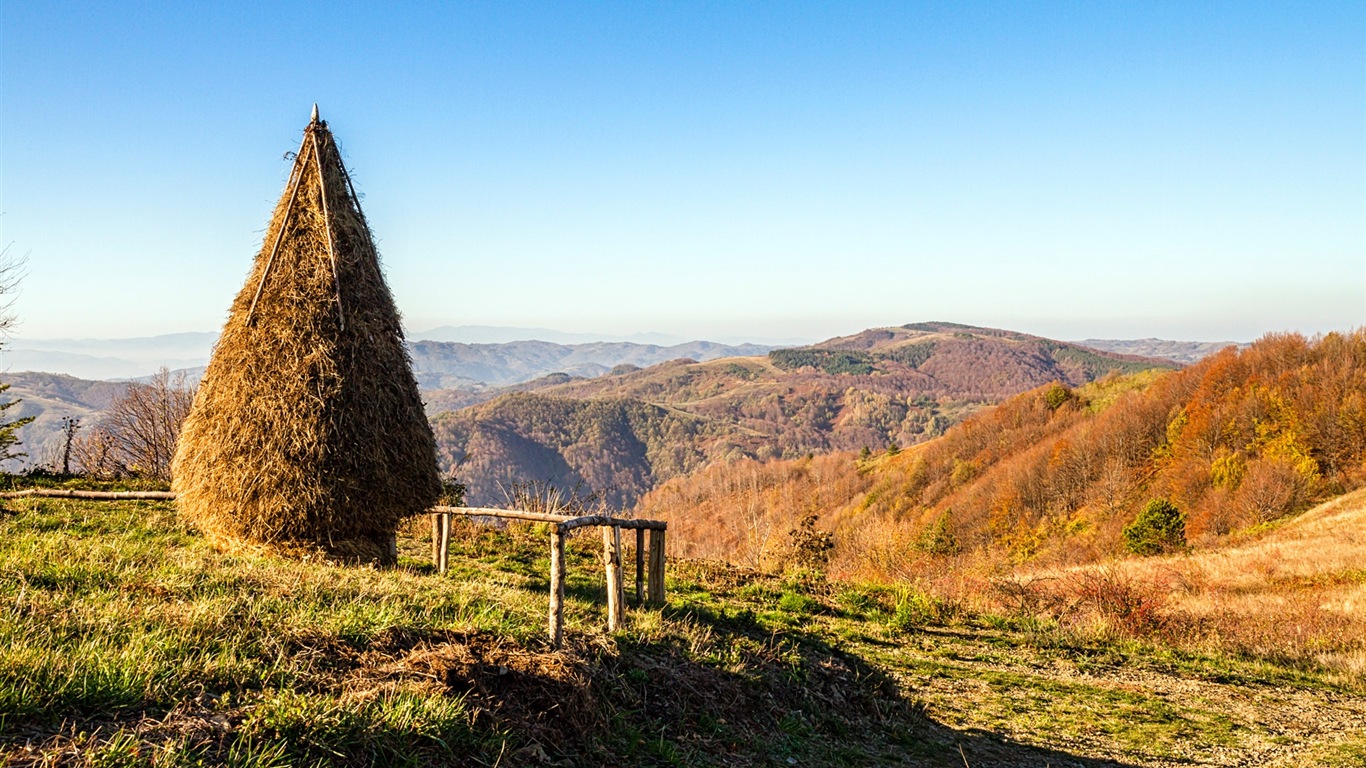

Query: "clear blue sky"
<box><xmin>1</xmin><ymin>1</ymin><xmax>1362</xmax><ymax>343</ymax></box>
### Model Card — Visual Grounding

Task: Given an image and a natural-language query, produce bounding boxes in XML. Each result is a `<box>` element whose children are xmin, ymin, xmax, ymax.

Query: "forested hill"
<box><xmin>432</xmin><ymin>323</ymin><xmax>1179</xmax><ymax>507</ymax></box>
<box><xmin>635</xmin><ymin>329</ymin><xmax>1366</xmax><ymax>578</ymax></box>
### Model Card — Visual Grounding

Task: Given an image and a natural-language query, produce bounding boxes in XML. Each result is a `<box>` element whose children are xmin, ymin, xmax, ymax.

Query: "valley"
<box><xmin>429</xmin><ymin>323</ymin><xmax>1178</xmax><ymax>507</ymax></box>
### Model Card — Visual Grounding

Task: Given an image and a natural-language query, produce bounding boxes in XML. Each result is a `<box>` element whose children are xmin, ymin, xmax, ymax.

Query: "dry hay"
<box><xmin>172</xmin><ymin>109</ymin><xmax>440</xmax><ymax>563</ymax></box>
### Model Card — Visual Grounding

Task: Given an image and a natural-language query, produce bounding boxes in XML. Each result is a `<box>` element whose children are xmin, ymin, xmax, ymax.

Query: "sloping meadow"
<box><xmin>0</xmin><ymin>497</ymin><xmax>920</xmax><ymax>766</ymax></box>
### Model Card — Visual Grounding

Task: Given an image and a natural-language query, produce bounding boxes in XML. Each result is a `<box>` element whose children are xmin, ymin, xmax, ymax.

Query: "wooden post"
<box><xmin>635</xmin><ymin>528</ymin><xmax>646</xmax><ymax>606</ymax></box>
<box><xmin>431</xmin><ymin>513</ymin><xmax>440</xmax><ymax>565</ymax></box>
<box><xmin>438</xmin><ymin>513</ymin><xmax>451</xmax><ymax>575</ymax></box>
<box><xmin>647</xmin><ymin>528</ymin><xmax>666</xmax><ymax>606</ymax></box>
<box><xmin>549</xmin><ymin>526</ymin><xmax>566</xmax><ymax>648</ymax></box>
<box><xmin>603</xmin><ymin>524</ymin><xmax>624</xmax><ymax>631</ymax></box>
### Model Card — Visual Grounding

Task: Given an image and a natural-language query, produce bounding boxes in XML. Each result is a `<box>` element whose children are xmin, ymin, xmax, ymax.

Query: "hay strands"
<box><xmin>246</xmin><ymin>132</ymin><xmax>309</xmax><ymax>327</ymax></box>
<box><xmin>310</xmin><ymin>127</ymin><xmax>346</xmax><ymax>331</ymax></box>
<box><xmin>246</xmin><ymin>106</ymin><xmax>345</xmax><ymax>330</ymax></box>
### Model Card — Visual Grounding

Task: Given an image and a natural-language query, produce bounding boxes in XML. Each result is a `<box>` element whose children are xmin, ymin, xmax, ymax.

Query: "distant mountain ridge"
<box><xmin>0</xmin><ymin>337</ymin><xmax>772</xmax><ymax>466</ymax></box>
<box><xmin>412</xmin><ymin>325</ymin><xmax>814</xmax><ymax>347</ymax></box>
<box><xmin>1071</xmin><ymin>338</ymin><xmax>1246</xmax><ymax>364</ymax></box>
<box><xmin>1</xmin><ymin>332</ymin><xmax>219</xmax><ymax>380</ymax></box>
<box><xmin>408</xmin><ymin>339</ymin><xmax>773</xmax><ymax>389</ymax></box>
<box><xmin>1</xmin><ymin>324</ymin><xmax>1232</xmax><ymax>383</ymax></box>
<box><xmin>1</xmin><ymin>331</ymin><xmax>777</xmax><ymax>385</ymax></box>
<box><xmin>413</xmin><ymin>325</ymin><xmax>686</xmax><ymax>345</ymax></box>
<box><xmin>2</xmin><ymin>323</ymin><xmax>1212</xmax><ymax>491</ymax></box>
<box><xmin>432</xmin><ymin>322</ymin><xmax>1182</xmax><ymax>508</ymax></box>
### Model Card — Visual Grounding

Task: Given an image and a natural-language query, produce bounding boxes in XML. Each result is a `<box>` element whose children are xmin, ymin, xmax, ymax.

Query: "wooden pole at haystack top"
<box><xmin>172</xmin><ymin>106</ymin><xmax>441</xmax><ymax>564</ymax></box>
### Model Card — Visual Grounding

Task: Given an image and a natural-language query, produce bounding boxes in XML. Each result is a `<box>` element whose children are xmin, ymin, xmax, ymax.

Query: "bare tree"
<box><xmin>70</xmin><ymin>424</ymin><xmax>125</xmax><ymax>479</ymax></box>
<box><xmin>73</xmin><ymin>369</ymin><xmax>196</xmax><ymax>481</ymax></box>
<box><xmin>0</xmin><ymin>244</ymin><xmax>24</xmax><ymax>334</ymax></box>
<box><xmin>59</xmin><ymin>417</ymin><xmax>81</xmax><ymax>475</ymax></box>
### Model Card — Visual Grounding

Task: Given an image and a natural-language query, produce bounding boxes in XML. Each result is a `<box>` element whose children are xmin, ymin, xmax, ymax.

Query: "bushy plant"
<box><xmin>1122</xmin><ymin>498</ymin><xmax>1186</xmax><ymax>555</ymax></box>
<box><xmin>788</xmin><ymin>514</ymin><xmax>835</xmax><ymax>570</ymax></box>
<box><xmin>889</xmin><ymin>586</ymin><xmax>952</xmax><ymax>631</ymax></box>
<box><xmin>1043</xmin><ymin>382</ymin><xmax>1074</xmax><ymax>411</ymax></box>
<box><xmin>916</xmin><ymin>511</ymin><xmax>959</xmax><ymax>555</ymax></box>
<box><xmin>1070</xmin><ymin>570</ymin><xmax>1167</xmax><ymax>636</ymax></box>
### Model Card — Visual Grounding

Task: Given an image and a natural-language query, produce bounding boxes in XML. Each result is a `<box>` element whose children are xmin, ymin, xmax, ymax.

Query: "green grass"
<box><xmin>1</xmin><ymin>498</ymin><xmax>1360</xmax><ymax>767</ymax></box>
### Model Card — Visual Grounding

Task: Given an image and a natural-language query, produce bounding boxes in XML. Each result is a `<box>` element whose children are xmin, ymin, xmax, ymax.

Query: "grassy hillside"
<box><xmin>1</xmin><ymin>373</ymin><xmax>132</xmax><ymax>468</ymax></box>
<box><xmin>2</xmin><ymin>494</ymin><xmax>1362</xmax><ymax>766</ymax></box>
<box><xmin>431</xmin><ymin>324</ymin><xmax>1176</xmax><ymax>508</ymax></box>
<box><xmin>637</xmin><ymin>330</ymin><xmax>1366</xmax><ymax>580</ymax></box>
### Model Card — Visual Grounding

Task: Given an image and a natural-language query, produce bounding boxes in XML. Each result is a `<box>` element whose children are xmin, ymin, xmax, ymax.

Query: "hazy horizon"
<box><xmin>0</xmin><ymin>320</ymin><xmax>1267</xmax><ymax>348</ymax></box>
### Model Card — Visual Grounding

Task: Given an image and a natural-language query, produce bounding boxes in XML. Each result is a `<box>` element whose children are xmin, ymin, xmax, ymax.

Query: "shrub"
<box><xmin>788</xmin><ymin>515</ymin><xmax>835</xmax><ymax>570</ymax></box>
<box><xmin>889</xmin><ymin>587</ymin><xmax>951</xmax><ymax>631</ymax></box>
<box><xmin>916</xmin><ymin>511</ymin><xmax>959</xmax><ymax>555</ymax></box>
<box><xmin>1043</xmin><ymin>383</ymin><xmax>1074</xmax><ymax>411</ymax></box>
<box><xmin>1070</xmin><ymin>570</ymin><xmax>1167</xmax><ymax>636</ymax></box>
<box><xmin>1122</xmin><ymin>498</ymin><xmax>1187</xmax><ymax>555</ymax></box>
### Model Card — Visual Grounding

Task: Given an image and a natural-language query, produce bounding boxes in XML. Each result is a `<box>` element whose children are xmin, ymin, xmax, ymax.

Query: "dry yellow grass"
<box><xmin>1017</xmin><ymin>488</ymin><xmax>1366</xmax><ymax>680</ymax></box>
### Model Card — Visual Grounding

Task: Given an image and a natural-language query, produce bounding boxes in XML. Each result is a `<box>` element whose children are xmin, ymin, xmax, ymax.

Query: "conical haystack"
<box><xmin>172</xmin><ymin>107</ymin><xmax>441</xmax><ymax>563</ymax></box>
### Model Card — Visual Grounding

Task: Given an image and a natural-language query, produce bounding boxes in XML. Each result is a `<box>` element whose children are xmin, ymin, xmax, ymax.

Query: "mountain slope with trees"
<box><xmin>635</xmin><ymin>330</ymin><xmax>1366</xmax><ymax>580</ymax></box>
<box><xmin>433</xmin><ymin>323</ymin><xmax>1179</xmax><ymax>507</ymax></box>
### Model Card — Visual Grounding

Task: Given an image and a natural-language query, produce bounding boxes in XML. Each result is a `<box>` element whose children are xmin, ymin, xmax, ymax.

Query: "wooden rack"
<box><xmin>430</xmin><ymin>506</ymin><xmax>667</xmax><ymax>648</ymax></box>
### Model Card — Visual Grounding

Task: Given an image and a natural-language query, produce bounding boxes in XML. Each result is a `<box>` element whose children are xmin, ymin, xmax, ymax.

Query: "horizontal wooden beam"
<box><xmin>558</xmin><ymin>515</ymin><xmax>667</xmax><ymax>532</ymax></box>
<box><xmin>431</xmin><ymin>506</ymin><xmax>666</xmax><ymax>532</ymax></box>
<box><xmin>0</xmin><ymin>488</ymin><xmax>177</xmax><ymax>500</ymax></box>
<box><xmin>433</xmin><ymin>505</ymin><xmax>575</xmax><ymax>524</ymax></box>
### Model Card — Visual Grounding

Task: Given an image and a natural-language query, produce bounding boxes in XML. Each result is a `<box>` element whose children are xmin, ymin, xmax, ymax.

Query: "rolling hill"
<box><xmin>0</xmin><ymin>331</ymin><xmax>771</xmax><ymax>388</ymax></box>
<box><xmin>432</xmin><ymin>323</ymin><xmax>1179</xmax><ymax>507</ymax></box>
<box><xmin>635</xmin><ymin>329</ymin><xmax>1366</xmax><ymax>583</ymax></box>
<box><xmin>0</xmin><ymin>373</ymin><xmax>132</xmax><ymax>468</ymax></box>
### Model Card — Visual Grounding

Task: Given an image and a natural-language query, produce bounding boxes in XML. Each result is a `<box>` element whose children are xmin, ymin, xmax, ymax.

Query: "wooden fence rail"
<box><xmin>429</xmin><ymin>506</ymin><xmax>667</xmax><ymax>647</ymax></box>
<box><xmin>0</xmin><ymin>489</ymin><xmax>178</xmax><ymax>500</ymax></box>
